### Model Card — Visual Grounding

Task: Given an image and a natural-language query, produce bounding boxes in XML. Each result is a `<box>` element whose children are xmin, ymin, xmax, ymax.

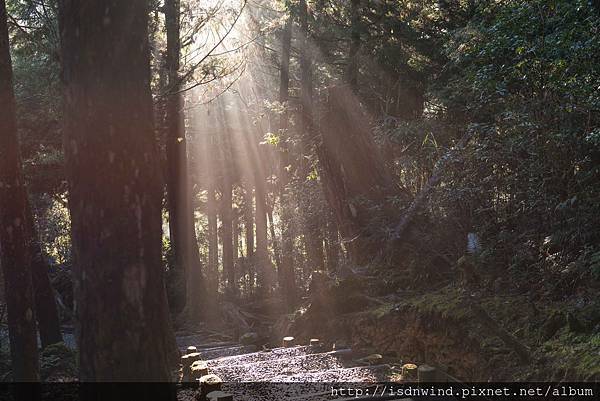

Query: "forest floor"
<box><xmin>280</xmin><ymin>269</ymin><xmax>600</xmax><ymax>383</ymax></box>
<box><xmin>176</xmin><ymin>332</ymin><xmax>404</xmax><ymax>401</ymax></box>
<box><xmin>1</xmin><ymin>269</ymin><xmax>598</xmax><ymax>385</ymax></box>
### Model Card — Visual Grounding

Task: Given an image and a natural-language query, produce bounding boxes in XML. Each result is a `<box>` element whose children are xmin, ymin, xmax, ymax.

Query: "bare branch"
<box><xmin>159</xmin><ymin>0</ymin><xmax>248</xmax><ymax>97</ymax></box>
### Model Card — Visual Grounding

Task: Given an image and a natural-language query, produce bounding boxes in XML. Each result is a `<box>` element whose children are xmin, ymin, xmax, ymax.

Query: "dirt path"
<box><xmin>176</xmin><ymin>334</ymin><xmax>410</xmax><ymax>401</ymax></box>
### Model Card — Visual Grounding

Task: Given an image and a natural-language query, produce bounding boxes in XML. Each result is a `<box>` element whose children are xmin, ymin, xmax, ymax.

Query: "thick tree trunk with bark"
<box><xmin>316</xmin><ymin>2</ymin><xmax>400</xmax><ymax>264</ymax></box>
<box><xmin>319</xmin><ymin>85</ymin><xmax>399</xmax><ymax>264</ymax></box>
<box><xmin>58</xmin><ymin>0</ymin><xmax>176</xmax><ymax>385</ymax></box>
<box><xmin>323</xmin><ymin>87</ymin><xmax>396</xmax><ymax>203</ymax></box>
<box><xmin>164</xmin><ymin>0</ymin><xmax>183</xmax><ymax>262</ymax></box>
<box><xmin>315</xmin><ymin>144</ymin><xmax>361</xmax><ymax>260</ymax></box>
<box><xmin>163</xmin><ymin>0</ymin><xmax>206</xmax><ymax>316</ymax></box>
<box><xmin>0</xmin><ymin>0</ymin><xmax>40</xmax><ymax>382</ymax></box>
<box><xmin>301</xmin><ymin>0</ymin><xmax>402</xmax><ymax>265</ymax></box>
<box><xmin>27</xmin><ymin>203</ymin><xmax>62</xmax><ymax>348</ymax></box>
<box><xmin>298</xmin><ymin>0</ymin><xmax>332</xmax><ymax>271</ymax></box>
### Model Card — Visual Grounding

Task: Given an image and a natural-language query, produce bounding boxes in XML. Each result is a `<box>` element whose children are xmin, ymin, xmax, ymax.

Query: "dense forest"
<box><xmin>0</xmin><ymin>0</ymin><xmax>599</xmax><ymax>399</ymax></box>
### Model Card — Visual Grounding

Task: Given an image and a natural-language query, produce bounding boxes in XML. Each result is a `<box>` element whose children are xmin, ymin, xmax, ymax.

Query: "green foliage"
<box><xmin>7</xmin><ymin>0</ymin><xmax>63</xmax><ymax>194</ymax></box>
<box><xmin>542</xmin><ymin>332</ymin><xmax>600</xmax><ymax>380</ymax></box>
<box><xmin>378</xmin><ymin>0</ymin><xmax>600</xmax><ymax>291</ymax></box>
<box><xmin>7</xmin><ymin>0</ymin><xmax>69</xmax><ymax>267</ymax></box>
<box><xmin>451</xmin><ymin>0</ymin><xmax>598</xmax><ymax>281</ymax></box>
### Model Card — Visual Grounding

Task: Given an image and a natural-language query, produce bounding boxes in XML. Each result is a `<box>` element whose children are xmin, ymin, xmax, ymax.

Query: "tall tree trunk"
<box><xmin>267</xmin><ymin>210</ymin><xmax>282</xmax><ymax>276</ymax></box>
<box><xmin>161</xmin><ymin>0</ymin><xmax>189</xmax><ymax>365</ymax></box>
<box><xmin>221</xmin><ymin>178</ymin><xmax>234</xmax><ymax>296</ymax></box>
<box><xmin>204</xmin><ymin>105</ymin><xmax>219</xmax><ymax>298</ymax></box>
<box><xmin>299</xmin><ymin>0</ymin><xmax>312</xmax><ymax>125</ymax></box>
<box><xmin>319</xmin><ymin>85</ymin><xmax>400</xmax><ymax>265</ymax></box>
<box><xmin>58</xmin><ymin>0</ymin><xmax>176</xmax><ymax>387</ymax></box>
<box><xmin>279</xmin><ymin>202</ymin><xmax>296</xmax><ymax>308</ymax></box>
<box><xmin>313</xmin><ymin>0</ymin><xmax>401</xmax><ymax>265</ymax></box>
<box><xmin>315</xmin><ymin>144</ymin><xmax>361</xmax><ymax>260</ymax></box>
<box><xmin>164</xmin><ymin>0</ymin><xmax>183</xmax><ymax>264</ymax></box>
<box><xmin>0</xmin><ymin>0</ymin><xmax>40</xmax><ymax>383</ymax></box>
<box><xmin>232</xmin><ymin>207</ymin><xmax>239</xmax><ymax>268</ymax></box>
<box><xmin>207</xmin><ymin>181</ymin><xmax>219</xmax><ymax>298</ymax></box>
<box><xmin>217</xmin><ymin>101</ymin><xmax>235</xmax><ymax>297</ymax></box>
<box><xmin>254</xmin><ymin>173</ymin><xmax>269</xmax><ymax>292</ymax></box>
<box><xmin>308</xmin><ymin>0</ymin><xmax>363</xmax><ymax>259</ymax></box>
<box><xmin>298</xmin><ymin>0</ymin><xmax>326</xmax><ymax>273</ymax></box>
<box><xmin>242</xmin><ymin>185</ymin><xmax>254</xmax><ymax>294</ymax></box>
<box><xmin>345</xmin><ymin>0</ymin><xmax>361</xmax><ymax>89</ymax></box>
<box><xmin>26</xmin><ymin>203</ymin><xmax>62</xmax><ymax>348</ymax></box>
<box><xmin>244</xmin><ymin>185</ymin><xmax>254</xmax><ymax>259</ymax></box>
<box><xmin>277</xmin><ymin>16</ymin><xmax>296</xmax><ymax>309</ymax></box>
<box><xmin>164</xmin><ymin>0</ymin><xmax>205</xmax><ymax>315</ymax></box>
<box><xmin>298</xmin><ymin>0</ymin><xmax>314</xmax><ymax>175</ymax></box>
<box><xmin>278</xmin><ymin>17</ymin><xmax>292</xmax><ymax>120</ymax></box>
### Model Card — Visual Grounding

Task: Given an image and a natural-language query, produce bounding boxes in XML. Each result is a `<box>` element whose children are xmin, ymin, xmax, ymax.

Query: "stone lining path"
<box><xmin>176</xmin><ymin>334</ymin><xmax>412</xmax><ymax>401</ymax></box>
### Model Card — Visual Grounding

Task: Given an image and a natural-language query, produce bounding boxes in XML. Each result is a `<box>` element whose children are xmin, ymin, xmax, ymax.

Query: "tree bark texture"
<box><xmin>0</xmin><ymin>0</ymin><xmax>40</xmax><ymax>382</ymax></box>
<box><xmin>58</xmin><ymin>0</ymin><xmax>175</xmax><ymax>384</ymax></box>
<box><xmin>217</xmin><ymin>101</ymin><xmax>235</xmax><ymax>296</ymax></box>
<box><xmin>164</xmin><ymin>0</ymin><xmax>206</xmax><ymax>316</ymax></box>
<box><xmin>27</xmin><ymin>202</ymin><xmax>63</xmax><ymax>348</ymax></box>
<box><xmin>277</xmin><ymin>16</ymin><xmax>296</xmax><ymax>308</ymax></box>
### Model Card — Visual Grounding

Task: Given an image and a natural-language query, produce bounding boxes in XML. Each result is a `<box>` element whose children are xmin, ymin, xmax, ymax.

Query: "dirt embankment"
<box><xmin>285</xmin><ymin>277</ymin><xmax>600</xmax><ymax>382</ymax></box>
